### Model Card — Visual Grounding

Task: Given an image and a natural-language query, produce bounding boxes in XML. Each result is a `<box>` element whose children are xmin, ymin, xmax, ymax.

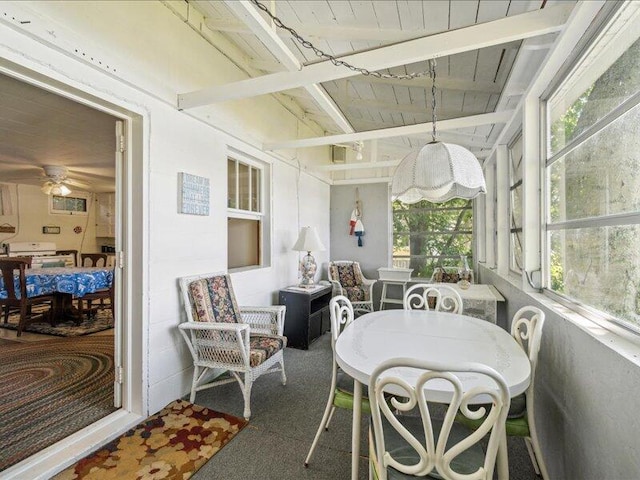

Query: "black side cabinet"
<box><xmin>279</xmin><ymin>285</ymin><xmax>332</xmax><ymax>349</ymax></box>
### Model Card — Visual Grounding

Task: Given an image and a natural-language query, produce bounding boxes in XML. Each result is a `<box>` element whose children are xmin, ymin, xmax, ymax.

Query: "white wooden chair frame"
<box><xmin>369</xmin><ymin>358</ymin><xmax>510</xmax><ymax>480</ymax></box>
<box><xmin>328</xmin><ymin>260</ymin><xmax>375</xmax><ymax>313</ymax></box>
<box><xmin>305</xmin><ymin>295</ymin><xmax>355</xmax><ymax>466</ymax></box>
<box><xmin>178</xmin><ymin>272</ymin><xmax>287</xmax><ymax>419</ymax></box>
<box><xmin>403</xmin><ymin>283</ymin><xmax>464</xmax><ymax>314</ymax></box>
<box><xmin>511</xmin><ymin>306</ymin><xmax>549</xmax><ymax>480</ymax></box>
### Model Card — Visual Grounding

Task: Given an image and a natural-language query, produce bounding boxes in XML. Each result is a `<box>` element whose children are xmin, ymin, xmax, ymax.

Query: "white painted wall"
<box><xmin>0</xmin><ymin>1</ymin><xmax>332</xmax><ymax>415</ymax></box>
<box><xmin>0</xmin><ymin>183</ymin><xmax>100</xmax><ymax>254</ymax></box>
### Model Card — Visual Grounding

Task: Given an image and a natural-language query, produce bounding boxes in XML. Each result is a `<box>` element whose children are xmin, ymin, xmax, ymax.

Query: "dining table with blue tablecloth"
<box><xmin>0</xmin><ymin>266</ymin><xmax>114</xmax><ymax>324</ymax></box>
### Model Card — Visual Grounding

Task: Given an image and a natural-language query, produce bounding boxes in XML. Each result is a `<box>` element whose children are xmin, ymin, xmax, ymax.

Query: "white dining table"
<box><xmin>335</xmin><ymin>309</ymin><xmax>531</xmax><ymax>480</ymax></box>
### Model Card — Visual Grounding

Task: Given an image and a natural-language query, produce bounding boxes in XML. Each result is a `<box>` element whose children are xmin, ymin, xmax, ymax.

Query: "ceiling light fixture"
<box><xmin>391</xmin><ymin>60</ymin><xmax>486</xmax><ymax>204</ymax></box>
<box><xmin>41</xmin><ymin>165</ymin><xmax>72</xmax><ymax>196</ymax></box>
<box><xmin>355</xmin><ymin>141</ymin><xmax>364</xmax><ymax>161</ymax></box>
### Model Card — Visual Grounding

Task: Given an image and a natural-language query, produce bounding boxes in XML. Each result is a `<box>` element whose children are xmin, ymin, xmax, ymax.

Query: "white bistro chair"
<box><xmin>455</xmin><ymin>306</ymin><xmax>548</xmax><ymax>479</ymax></box>
<box><xmin>369</xmin><ymin>357</ymin><xmax>510</xmax><ymax>480</ymax></box>
<box><xmin>178</xmin><ymin>272</ymin><xmax>287</xmax><ymax>419</ymax></box>
<box><xmin>304</xmin><ymin>295</ymin><xmax>370</xmax><ymax>466</ymax></box>
<box><xmin>403</xmin><ymin>283</ymin><xmax>464</xmax><ymax>314</ymax></box>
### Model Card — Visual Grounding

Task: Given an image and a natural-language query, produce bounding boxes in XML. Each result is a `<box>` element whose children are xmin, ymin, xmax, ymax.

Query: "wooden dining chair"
<box><xmin>369</xmin><ymin>357</ymin><xmax>510</xmax><ymax>480</ymax></box>
<box><xmin>0</xmin><ymin>258</ymin><xmax>55</xmax><ymax>336</ymax></box>
<box><xmin>78</xmin><ymin>253</ymin><xmax>112</xmax><ymax>318</ymax></box>
<box><xmin>403</xmin><ymin>283</ymin><xmax>464</xmax><ymax>314</ymax></box>
<box><xmin>56</xmin><ymin>249</ymin><xmax>78</xmax><ymax>267</ymax></box>
<box><xmin>80</xmin><ymin>253</ymin><xmax>108</xmax><ymax>267</ymax></box>
<box><xmin>304</xmin><ymin>295</ymin><xmax>371</xmax><ymax>467</ymax></box>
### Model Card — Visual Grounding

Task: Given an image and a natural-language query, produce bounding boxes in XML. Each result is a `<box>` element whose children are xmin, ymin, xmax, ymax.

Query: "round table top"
<box><xmin>335</xmin><ymin>309</ymin><xmax>531</xmax><ymax>403</ymax></box>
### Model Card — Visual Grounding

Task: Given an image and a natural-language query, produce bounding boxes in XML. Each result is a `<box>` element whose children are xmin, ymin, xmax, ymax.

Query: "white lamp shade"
<box><xmin>292</xmin><ymin>226</ymin><xmax>325</xmax><ymax>252</ymax></box>
<box><xmin>391</xmin><ymin>142</ymin><xmax>486</xmax><ymax>204</ymax></box>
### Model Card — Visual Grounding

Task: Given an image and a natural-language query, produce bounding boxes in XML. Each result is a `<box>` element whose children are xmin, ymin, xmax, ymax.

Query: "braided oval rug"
<box><xmin>0</xmin><ymin>335</ymin><xmax>116</xmax><ymax>470</ymax></box>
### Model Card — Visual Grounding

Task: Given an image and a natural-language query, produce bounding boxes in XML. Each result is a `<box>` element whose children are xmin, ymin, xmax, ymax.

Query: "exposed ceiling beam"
<box><xmin>222</xmin><ymin>0</ymin><xmax>354</xmax><ymax>133</ymax></box>
<box><xmin>343</xmin><ymin>75</ymin><xmax>506</xmax><ymax>94</ymax></box>
<box><xmin>317</xmin><ymin>150</ymin><xmax>489</xmax><ymax>172</ymax></box>
<box><xmin>333</xmin><ymin>95</ymin><xmax>488</xmax><ymax>118</ymax></box>
<box><xmin>265</xmin><ymin>110</ymin><xmax>513</xmax><ymax>150</ymax></box>
<box><xmin>178</xmin><ymin>4</ymin><xmax>573</xmax><ymax>109</ymax></box>
<box><xmin>204</xmin><ymin>18</ymin><xmax>449</xmax><ymax>43</ymax></box>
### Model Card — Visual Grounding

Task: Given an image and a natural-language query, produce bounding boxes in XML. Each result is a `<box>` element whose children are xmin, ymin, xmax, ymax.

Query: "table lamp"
<box><xmin>292</xmin><ymin>226</ymin><xmax>325</xmax><ymax>288</ymax></box>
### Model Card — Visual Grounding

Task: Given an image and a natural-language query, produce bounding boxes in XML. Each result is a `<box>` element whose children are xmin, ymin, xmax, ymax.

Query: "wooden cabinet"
<box><xmin>95</xmin><ymin>193</ymin><xmax>115</xmax><ymax>237</ymax></box>
<box><xmin>278</xmin><ymin>285</ymin><xmax>332</xmax><ymax>350</ymax></box>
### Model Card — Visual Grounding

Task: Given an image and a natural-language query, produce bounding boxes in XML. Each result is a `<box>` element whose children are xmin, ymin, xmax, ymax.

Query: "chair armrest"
<box><xmin>240</xmin><ymin>305</ymin><xmax>286</xmax><ymax>336</ymax></box>
<box><xmin>328</xmin><ymin>279</ymin><xmax>343</xmax><ymax>296</ymax></box>
<box><xmin>178</xmin><ymin>322</ymin><xmax>251</xmax><ymax>368</ymax></box>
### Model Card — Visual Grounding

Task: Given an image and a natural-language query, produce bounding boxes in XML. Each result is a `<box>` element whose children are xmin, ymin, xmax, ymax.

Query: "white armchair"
<box><xmin>327</xmin><ymin>260</ymin><xmax>375</xmax><ymax>313</ymax></box>
<box><xmin>178</xmin><ymin>272</ymin><xmax>287</xmax><ymax>419</ymax></box>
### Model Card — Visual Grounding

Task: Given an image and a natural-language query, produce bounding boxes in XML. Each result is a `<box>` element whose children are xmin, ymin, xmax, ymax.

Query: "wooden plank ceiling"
<box><xmin>191</xmin><ymin>0</ymin><xmax>572</xmax><ymax>183</ymax></box>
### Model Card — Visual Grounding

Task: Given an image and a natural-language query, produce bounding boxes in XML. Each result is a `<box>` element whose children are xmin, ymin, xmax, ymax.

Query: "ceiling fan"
<box><xmin>41</xmin><ymin>165</ymin><xmax>73</xmax><ymax>196</ymax></box>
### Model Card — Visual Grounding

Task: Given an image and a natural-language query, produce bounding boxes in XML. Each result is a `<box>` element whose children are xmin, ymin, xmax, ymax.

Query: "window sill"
<box><xmin>479</xmin><ymin>264</ymin><xmax>640</xmax><ymax>368</ymax></box>
<box><xmin>531</xmin><ymin>291</ymin><xmax>640</xmax><ymax>367</ymax></box>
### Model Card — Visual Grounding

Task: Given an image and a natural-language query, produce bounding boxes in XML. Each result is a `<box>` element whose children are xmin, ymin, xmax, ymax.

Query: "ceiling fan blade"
<box><xmin>64</xmin><ymin>178</ymin><xmax>93</xmax><ymax>189</ymax></box>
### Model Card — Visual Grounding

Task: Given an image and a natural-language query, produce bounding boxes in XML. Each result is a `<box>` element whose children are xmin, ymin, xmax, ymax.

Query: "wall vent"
<box><xmin>331</xmin><ymin>145</ymin><xmax>347</xmax><ymax>164</ymax></box>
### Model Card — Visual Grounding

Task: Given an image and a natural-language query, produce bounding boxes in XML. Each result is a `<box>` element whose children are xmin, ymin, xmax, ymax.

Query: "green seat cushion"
<box><xmin>455</xmin><ymin>399</ymin><xmax>531</xmax><ymax>438</ymax></box>
<box><xmin>334</xmin><ymin>370</ymin><xmax>371</xmax><ymax>414</ymax></box>
<box><xmin>373</xmin><ymin>415</ymin><xmax>486</xmax><ymax>479</ymax></box>
<box><xmin>336</xmin><ymin>370</ymin><xmax>369</xmax><ymax>397</ymax></box>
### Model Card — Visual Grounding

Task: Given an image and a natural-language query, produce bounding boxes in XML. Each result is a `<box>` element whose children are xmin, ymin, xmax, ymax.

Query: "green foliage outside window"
<box><xmin>392</xmin><ymin>198</ymin><xmax>472</xmax><ymax>278</ymax></box>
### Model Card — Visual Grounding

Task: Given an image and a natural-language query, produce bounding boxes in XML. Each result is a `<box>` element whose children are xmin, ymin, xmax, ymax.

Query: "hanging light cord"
<box><xmin>249</xmin><ymin>0</ymin><xmax>432</xmax><ymax>81</ymax></box>
<box><xmin>429</xmin><ymin>59</ymin><xmax>437</xmax><ymax>142</ymax></box>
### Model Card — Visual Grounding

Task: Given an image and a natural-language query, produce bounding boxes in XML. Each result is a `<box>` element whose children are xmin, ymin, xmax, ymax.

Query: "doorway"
<box><xmin>0</xmin><ymin>65</ymin><xmax>142</xmax><ymax>474</ymax></box>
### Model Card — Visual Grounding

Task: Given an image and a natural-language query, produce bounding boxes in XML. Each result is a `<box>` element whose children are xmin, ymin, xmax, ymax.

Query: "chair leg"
<box><xmin>305</xmin><ymin>393</ymin><xmax>337</xmax><ymax>466</ymax></box>
<box><xmin>242</xmin><ymin>374</ymin><xmax>253</xmax><ymax>420</ymax></box>
<box><xmin>526</xmin><ymin>435</ymin><xmax>549</xmax><ymax>479</ymax></box>
<box><xmin>189</xmin><ymin>366</ymin><xmax>200</xmax><ymax>403</ymax></box>
<box><xmin>280</xmin><ymin>358</ymin><xmax>287</xmax><ymax>385</ymax></box>
<box><xmin>325</xmin><ymin>405</ymin><xmax>337</xmax><ymax>430</ymax></box>
<box><xmin>17</xmin><ymin>303</ymin><xmax>28</xmax><ymax>337</ymax></box>
<box><xmin>3</xmin><ymin>305</ymin><xmax>8</xmax><ymax>323</ymax></box>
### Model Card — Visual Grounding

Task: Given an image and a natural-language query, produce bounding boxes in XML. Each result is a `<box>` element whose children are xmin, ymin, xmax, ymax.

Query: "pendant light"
<box><xmin>391</xmin><ymin>60</ymin><xmax>486</xmax><ymax>204</ymax></box>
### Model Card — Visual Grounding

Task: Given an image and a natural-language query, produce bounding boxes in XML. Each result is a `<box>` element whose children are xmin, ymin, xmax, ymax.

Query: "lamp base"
<box><xmin>298</xmin><ymin>252</ymin><xmax>317</xmax><ymax>288</ymax></box>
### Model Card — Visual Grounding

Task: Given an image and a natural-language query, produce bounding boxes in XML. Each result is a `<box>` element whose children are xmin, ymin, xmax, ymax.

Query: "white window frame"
<box><xmin>48</xmin><ymin>192</ymin><xmax>90</xmax><ymax>216</ymax></box>
<box><xmin>508</xmin><ymin>132</ymin><xmax>524</xmax><ymax>275</ymax></box>
<box><xmin>227</xmin><ymin>152</ymin><xmax>270</xmax><ymax>271</ymax></box>
<box><xmin>542</xmin><ymin>2</ymin><xmax>640</xmax><ymax>335</ymax></box>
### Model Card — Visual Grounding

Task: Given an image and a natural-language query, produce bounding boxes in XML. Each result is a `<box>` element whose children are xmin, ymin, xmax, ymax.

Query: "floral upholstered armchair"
<box><xmin>327</xmin><ymin>260</ymin><xmax>375</xmax><ymax>313</ymax></box>
<box><xmin>178</xmin><ymin>272</ymin><xmax>287</xmax><ymax>419</ymax></box>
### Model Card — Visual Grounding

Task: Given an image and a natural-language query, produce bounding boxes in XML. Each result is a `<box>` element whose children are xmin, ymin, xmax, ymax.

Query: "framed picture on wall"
<box><xmin>178</xmin><ymin>172</ymin><xmax>210</xmax><ymax>216</ymax></box>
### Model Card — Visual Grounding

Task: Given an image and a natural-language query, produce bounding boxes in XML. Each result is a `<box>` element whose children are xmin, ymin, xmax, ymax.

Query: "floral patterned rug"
<box><xmin>53</xmin><ymin>399</ymin><xmax>248</xmax><ymax>480</ymax></box>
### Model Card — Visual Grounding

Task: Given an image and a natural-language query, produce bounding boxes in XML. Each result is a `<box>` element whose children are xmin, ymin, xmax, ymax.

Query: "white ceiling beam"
<box><xmin>317</xmin><ymin>151</ymin><xmax>489</xmax><ymax>172</ymax></box>
<box><xmin>333</xmin><ymin>95</ymin><xmax>487</xmax><ymax>117</ymax></box>
<box><xmin>178</xmin><ymin>4</ymin><xmax>573</xmax><ymax>109</ymax></box>
<box><xmin>332</xmin><ymin>177</ymin><xmax>394</xmax><ymax>186</ymax></box>
<box><xmin>265</xmin><ymin>110</ymin><xmax>513</xmax><ymax>150</ymax></box>
<box><xmin>222</xmin><ymin>0</ymin><xmax>354</xmax><ymax>133</ymax></box>
<box><xmin>344</xmin><ymin>75</ymin><xmax>505</xmax><ymax>94</ymax></box>
<box><xmin>204</xmin><ymin>18</ymin><xmax>447</xmax><ymax>43</ymax></box>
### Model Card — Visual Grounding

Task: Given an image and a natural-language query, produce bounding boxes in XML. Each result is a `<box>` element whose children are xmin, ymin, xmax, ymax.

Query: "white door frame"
<box><xmin>0</xmin><ymin>61</ymin><xmax>147</xmax><ymax>480</ymax></box>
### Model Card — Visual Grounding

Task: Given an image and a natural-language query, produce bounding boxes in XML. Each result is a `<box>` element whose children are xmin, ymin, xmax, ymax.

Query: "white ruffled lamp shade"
<box><xmin>391</xmin><ymin>141</ymin><xmax>486</xmax><ymax>204</ymax></box>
